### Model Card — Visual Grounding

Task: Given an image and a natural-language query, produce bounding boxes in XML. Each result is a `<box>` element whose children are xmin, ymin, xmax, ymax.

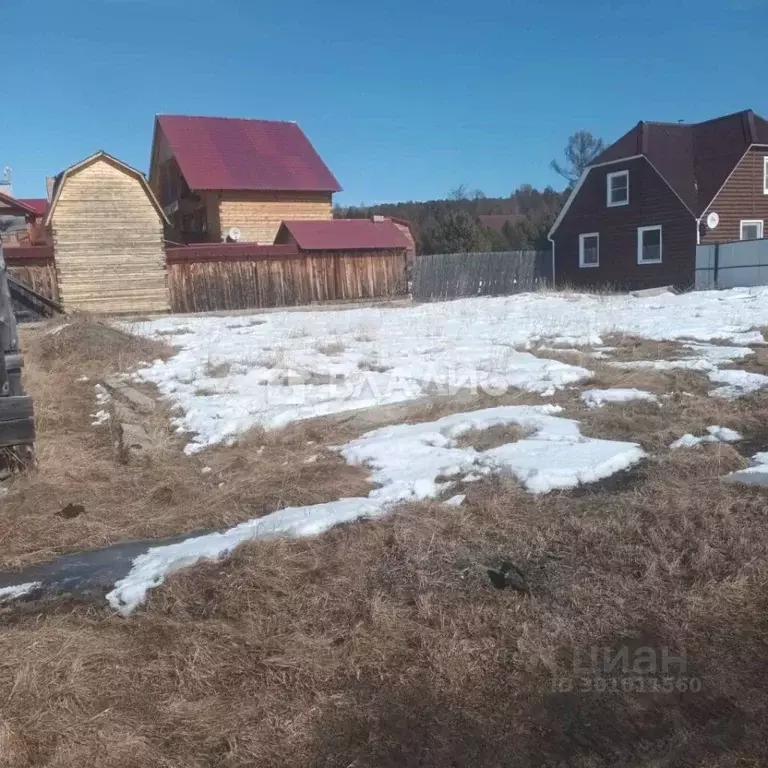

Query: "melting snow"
<box><xmin>107</xmin><ymin>404</ymin><xmax>645</xmax><ymax>615</ymax></box>
<box><xmin>670</xmin><ymin>426</ymin><xmax>742</xmax><ymax>449</ymax></box>
<box><xmin>0</xmin><ymin>581</ymin><xmax>41</xmax><ymax>602</ymax></box>
<box><xmin>122</xmin><ymin>288</ymin><xmax>768</xmax><ymax>452</ymax></box>
<box><xmin>725</xmin><ymin>452</ymin><xmax>768</xmax><ymax>486</ymax></box>
<box><xmin>580</xmin><ymin>388</ymin><xmax>659</xmax><ymax>408</ymax></box>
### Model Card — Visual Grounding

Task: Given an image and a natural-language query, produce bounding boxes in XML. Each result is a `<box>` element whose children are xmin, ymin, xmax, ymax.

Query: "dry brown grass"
<box><xmin>455</xmin><ymin>423</ymin><xmax>530</xmax><ymax>450</ymax></box>
<box><xmin>600</xmin><ymin>332</ymin><xmax>687</xmax><ymax>362</ymax></box>
<box><xmin>3</xmin><ymin>317</ymin><xmax>768</xmax><ymax>765</ymax></box>
<box><xmin>1</xmin><ymin>445</ymin><xmax>767</xmax><ymax>766</ymax></box>
<box><xmin>569</xmin><ymin>390</ymin><xmax>768</xmax><ymax>453</ymax></box>
<box><xmin>315</xmin><ymin>339</ymin><xmax>346</xmax><ymax>356</ymax></box>
<box><xmin>203</xmin><ymin>360</ymin><xmax>232</xmax><ymax>378</ymax></box>
<box><xmin>0</xmin><ymin>316</ymin><xmax>369</xmax><ymax>569</ymax></box>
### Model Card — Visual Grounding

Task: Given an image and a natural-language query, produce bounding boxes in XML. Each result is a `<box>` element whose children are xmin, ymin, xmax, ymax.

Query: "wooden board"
<box><xmin>167</xmin><ymin>249</ymin><xmax>407</xmax><ymax>313</ymax></box>
<box><xmin>50</xmin><ymin>157</ymin><xmax>170</xmax><ymax>314</ymax></box>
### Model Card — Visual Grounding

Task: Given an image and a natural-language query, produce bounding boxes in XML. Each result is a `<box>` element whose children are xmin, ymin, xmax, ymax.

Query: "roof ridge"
<box><xmin>157</xmin><ymin>114</ymin><xmax>297</xmax><ymax>125</ymax></box>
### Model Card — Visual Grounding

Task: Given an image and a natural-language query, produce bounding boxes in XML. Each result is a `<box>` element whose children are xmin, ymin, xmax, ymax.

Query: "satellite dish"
<box><xmin>706</xmin><ymin>212</ymin><xmax>719</xmax><ymax>230</ymax></box>
<box><xmin>228</xmin><ymin>227</ymin><xmax>242</xmax><ymax>242</ymax></box>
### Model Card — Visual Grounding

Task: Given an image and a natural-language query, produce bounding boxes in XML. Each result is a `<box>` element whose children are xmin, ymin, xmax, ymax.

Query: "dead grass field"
<box><xmin>0</xmin><ymin>317</ymin><xmax>370</xmax><ymax>569</ymax></box>
<box><xmin>2</xmin><ymin>317</ymin><xmax>768</xmax><ymax>766</ymax></box>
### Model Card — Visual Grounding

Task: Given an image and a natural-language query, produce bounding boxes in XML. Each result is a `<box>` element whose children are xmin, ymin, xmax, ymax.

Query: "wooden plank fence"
<box><xmin>0</xmin><ymin>244</ymin><xmax>35</xmax><ymax>463</ymax></box>
<box><xmin>412</xmin><ymin>250</ymin><xmax>551</xmax><ymax>301</ymax></box>
<box><xmin>166</xmin><ymin>244</ymin><xmax>407</xmax><ymax>313</ymax></box>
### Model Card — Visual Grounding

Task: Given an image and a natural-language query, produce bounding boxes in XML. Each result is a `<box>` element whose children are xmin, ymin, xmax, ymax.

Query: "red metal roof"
<box><xmin>278</xmin><ymin>219</ymin><xmax>410</xmax><ymax>251</ymax></box>
<box><xmin>0</xmin><ymin>192</ymin><xmax>39</xmax><ymax>217</ymax></box>
<box><xmin>15</xmin><ymin>198</ymin><xmax>48</xmax><ymax>217</ymax></box>
<box><xmin>156</xmin><ymin>115</ymin><xmax>342</xmax><ymax>193</ymax></box>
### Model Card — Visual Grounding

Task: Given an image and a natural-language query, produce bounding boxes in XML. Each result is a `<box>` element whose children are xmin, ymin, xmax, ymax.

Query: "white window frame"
<box><xmin>740</xmin><ymin>219</ymin><xmax>764</xmax><ymax>240</ymax></box>
<box><xmin>607</xmin><ymin>170</ymin><xmax>629</xmax><ymax>207</ymax></box>
<box><xmin>578</xmin><ymin>232</ymin><xmax>600</xmax><ymax>268</ymax></box>
<box><xmin>637</xmin><ymin>225</ymin><xmax>662</xmax><ymax>264</ymax></box>
<box><xmin>763</xmin><ymin>156</ymin><xmax>768</xmax><ymax>195</ymax></box>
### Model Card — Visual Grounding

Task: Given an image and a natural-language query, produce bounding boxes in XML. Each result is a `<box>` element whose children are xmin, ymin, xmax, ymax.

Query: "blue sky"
<box><xmin>3</xmin><ymin>0</ymin><xmax>764</xmax><ymax>203</ymax></box>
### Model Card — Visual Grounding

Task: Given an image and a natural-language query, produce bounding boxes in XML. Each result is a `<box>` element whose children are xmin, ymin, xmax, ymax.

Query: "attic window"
<box><xmin>607</xmin><ymin>170</ymin><xmax>629</xmax><ymax>207</ymax></box>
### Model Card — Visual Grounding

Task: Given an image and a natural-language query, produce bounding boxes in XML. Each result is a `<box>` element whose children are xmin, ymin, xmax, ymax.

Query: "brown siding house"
<box><xmin>149</xmin><ymin>115</ymin><xmax>342</xmax><ymax>245</ymax></box>
<box><xmin>550</xmin><ymin>109</ymin><xmax>768</xmax><ymax>290</ymax></box>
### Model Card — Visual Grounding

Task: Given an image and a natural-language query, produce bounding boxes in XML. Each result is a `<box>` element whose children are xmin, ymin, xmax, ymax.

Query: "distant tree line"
<box><xmin>334</xmin><ymin>131</ymin><xmax>604</xmax><ymax>256</ymax></box>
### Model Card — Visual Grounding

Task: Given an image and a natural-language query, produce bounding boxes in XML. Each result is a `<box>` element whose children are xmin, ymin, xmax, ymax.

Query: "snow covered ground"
<box><xmin>107</xmin><ymin>404</ymin><xmax>645</xmax><ymax>614</ymax></box>
<box><xmin>124</xmin><ymin>288</ymin><xmax>768</xmax><ymax>452</ymax></box>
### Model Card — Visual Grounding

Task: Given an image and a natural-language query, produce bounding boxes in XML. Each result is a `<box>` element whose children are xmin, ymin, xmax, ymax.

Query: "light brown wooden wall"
<box><xmin>167</xmin><ymin>248</ymin><xmax>407</xmax><ymax>313</ymax></box>
<box><xmin>700</xmin><ymin>148</ymin><xmax>768</xmax><ymax>244</ymax></box>
<box><xmin>51</xmin><ymin>158</ymin><xmax>170</xmax><ymax>314</ymax></box>
<box><xmin>217</xmin><ymin>191</ymin><xmax>332</xmax><ymax>244</ymax></box>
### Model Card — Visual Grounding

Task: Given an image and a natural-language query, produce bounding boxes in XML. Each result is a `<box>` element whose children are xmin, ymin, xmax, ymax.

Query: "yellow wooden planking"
<box><xmin>218</xmin><ymin>190</ymin><xmax>332</xmax><ymax>244</ymax></box>
<box><xmin>51</xmin><ymin>158</ymin><xmax>170</xmax><ymax>314</ymax></box>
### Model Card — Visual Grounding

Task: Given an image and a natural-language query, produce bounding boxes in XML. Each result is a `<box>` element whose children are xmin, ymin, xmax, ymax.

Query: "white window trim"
<box><xmin>740</xmin><ymin>219</ymin><xmax>764</xmax><ymax>240</ymax></box>
<box><xmin>763</xmin><ymin>156</ymin><xmax>768</xmax><ymax>195</ymax></box>
<box><xmin>607</xmin><ymin>170</ymin><xmax>629</xmax><ymax>207</ymax></box>
<box><xmin>637</xmin><ymin>225</ymin><xmax>662</xmax><ymax>264</ymax></box>
<box><xmin>578</xmin><ymin>232</ymin><xmax>600</xmax><ymax>268</ymax></box>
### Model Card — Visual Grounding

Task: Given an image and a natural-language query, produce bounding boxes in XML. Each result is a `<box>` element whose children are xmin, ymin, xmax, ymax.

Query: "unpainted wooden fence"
<box><xmin>412</xmin><ymin>250</ymin><xmax>551</xmax><ymax>301</ymax></box>
<box><xmin>696</xmin><ymin>239</ymin><xmax>768</xmax><ymax>289</ymax></box>
<box><xmin>166</xmin><ymin>243</ymin><xmax>407</xmax><ymax>313</ymax></box>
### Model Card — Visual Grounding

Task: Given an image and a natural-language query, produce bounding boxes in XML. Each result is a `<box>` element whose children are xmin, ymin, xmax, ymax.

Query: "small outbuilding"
<box><xmin>46</xmin><ymin>151</ymin><xmax>170</xmax><ymax>314</ymax></box>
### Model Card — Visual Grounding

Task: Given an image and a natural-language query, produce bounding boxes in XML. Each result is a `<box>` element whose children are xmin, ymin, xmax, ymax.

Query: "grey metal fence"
<box><xmin>412</xmin><ymin>250</ymin><xmax>551</xmax><ymax>301</ymax></box>
<box><xmin>696</xmin><ymin>239</ymin><xmax>768</xmax><ymax>289</ymax></box>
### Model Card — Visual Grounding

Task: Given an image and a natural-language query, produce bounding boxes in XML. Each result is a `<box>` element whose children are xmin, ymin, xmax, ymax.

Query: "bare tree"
<box><xmin>551</xmin><ymin>131</ymin><xmax>605</xmax><ymax>186</ymax></box>
<box><xmin>448</xmin><ymin>184</ymin><xmax>469</xmax><ymax>201</ymax></box>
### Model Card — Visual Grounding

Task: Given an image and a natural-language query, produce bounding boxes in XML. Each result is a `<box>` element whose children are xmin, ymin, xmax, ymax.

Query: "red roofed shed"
<box><xmin>275</xmin><ymin>218</ymin><xmax>410</xmax><ymax>251</ymax></box>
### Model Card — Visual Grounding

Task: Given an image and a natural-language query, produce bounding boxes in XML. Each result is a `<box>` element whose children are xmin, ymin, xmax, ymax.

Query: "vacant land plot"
<box><xmin>2</xmin><ymin>290</ymin><xmax>768</xmax><ymax>766</ymax></box>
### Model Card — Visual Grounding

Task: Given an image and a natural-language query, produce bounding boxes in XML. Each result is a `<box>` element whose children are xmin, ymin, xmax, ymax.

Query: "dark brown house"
<box><xmin>549</xmin><ymin>109</ymin><xmax>768</xmax><ymax>290</ymax></box>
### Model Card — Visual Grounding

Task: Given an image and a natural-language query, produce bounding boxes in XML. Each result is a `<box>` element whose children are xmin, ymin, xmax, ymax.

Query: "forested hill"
<box><xmin>334</xmin><ymin>184</ymin><xmax>567</xmax><ymax>255</ymax></box>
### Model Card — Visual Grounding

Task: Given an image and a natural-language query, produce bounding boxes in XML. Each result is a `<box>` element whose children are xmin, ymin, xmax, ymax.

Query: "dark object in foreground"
<box><xmin>57</xmin><ymin>503</ymin><xmax>85</xmax><ymax>519</ymax></box>
<box><xmin>487</xmin><ymin>561</ymin><xmax>530</xmax><ymax>593</ymax></box>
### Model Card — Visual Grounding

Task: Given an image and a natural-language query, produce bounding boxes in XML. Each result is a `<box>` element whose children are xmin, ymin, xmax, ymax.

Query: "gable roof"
<box><xmin>278</xmin><ymin>219</ymin><xmax>410</xmax><ymax>251</ymax></box>
<box><xmin>46</xmin><ymin>151</ymin><xmax>168</xmax><ymax>227</ymax></box>
<box><xmin>592</xmin><ymin>109</ymin><xmax>768</xmax><ymax>216</ymax></box>
<box><xmin>15</xmin><ymin>198</ymin><xmax>49</xmax><ymax>217</ymax></box>
<box><xmin>550</xmin><ymin>109</ymin><xmax>768</xmax><ymax>237</ymax></box>
<box><xmin>154</xmin><ymin>115</ymin><xmax>343</xmax><ymax>193</ymax></box>
<box><xmin>0</xmin><ymin>192</ymin><xmax>40</xmax><ymax>217</ymax></box>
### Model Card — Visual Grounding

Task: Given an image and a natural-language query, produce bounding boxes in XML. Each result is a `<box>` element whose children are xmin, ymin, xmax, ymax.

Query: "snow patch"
<box><xmin>107</xmin><ymin>405</ymin><xmax>645</xmax><ymax>615</ymax></box>
<box><xmin>670</xmin><ymin>425</ymin><xmax>742</xmax><ymax>449</ymax></box>
<box><xmin>580</xmin><ymin>388</ymin><xmax>659</xmax><ymax>409</ymax></box>
<box><xmin>707</xmin><ymin>369</ymin><xmax>768</xmax><ymax>399</ymax></box>
<box><xmin>122</xmin><ymin>287</ymin><xmax>768</xmax><ymax>451</ymax></box>
<box><xmin>0</xmin><ymin>581</ymin><xmax>41</xmax><ymax>602</ymax></box>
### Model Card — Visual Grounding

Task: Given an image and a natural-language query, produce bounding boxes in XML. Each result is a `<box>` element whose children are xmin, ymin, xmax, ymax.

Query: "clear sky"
<box><xmin>3</xmin><ymin>0</ymin><xmax>765</xmax><ymax>203</ymax></box>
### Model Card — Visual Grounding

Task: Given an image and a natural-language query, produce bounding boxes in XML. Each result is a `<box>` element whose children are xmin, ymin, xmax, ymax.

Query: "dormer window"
<box><xmin>607</xmin><ymin>170</ymin><xmax>629</xmax><ymax>207</ymax></box>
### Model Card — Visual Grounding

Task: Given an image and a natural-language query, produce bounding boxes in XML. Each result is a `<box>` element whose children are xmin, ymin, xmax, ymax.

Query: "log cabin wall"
<box><xmin>166</xmin><ymin>243</ymin><xmax>407</xmax><ymax>313</ymax></box>
<box><xmin>217</xmin><ymin>191</ymin><xmax>333</xmax><ymax>244</ymax></box>
<box><xmin>49</xmin><ymin>156</ymin><xmax>170</xmax><ymax>314</ymax></box>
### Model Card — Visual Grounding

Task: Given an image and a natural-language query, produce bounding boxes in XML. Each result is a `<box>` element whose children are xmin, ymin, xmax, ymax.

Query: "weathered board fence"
<box><xmin>166</xmin><ymin>243</ymin><xmax>407</xmax><ymax>313</ymax></box>
<box><xmin>4</xmin><ymin>246</ymin><xmax>58</xmax><ymax>301</ymax></box>
<box><xmin>412</xmin><ymin>250</ymin><xmax>551</xmax><ymax>301</ymax></box>
<box><xmin>0</xmin><ymin>244</ymin><xmax>35</xmax><ymax>464</ymax></box>
<box><xmin>696</xmin><ymin>239</ymin><xmax>768</xmax><ymax>290</ymax></box>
